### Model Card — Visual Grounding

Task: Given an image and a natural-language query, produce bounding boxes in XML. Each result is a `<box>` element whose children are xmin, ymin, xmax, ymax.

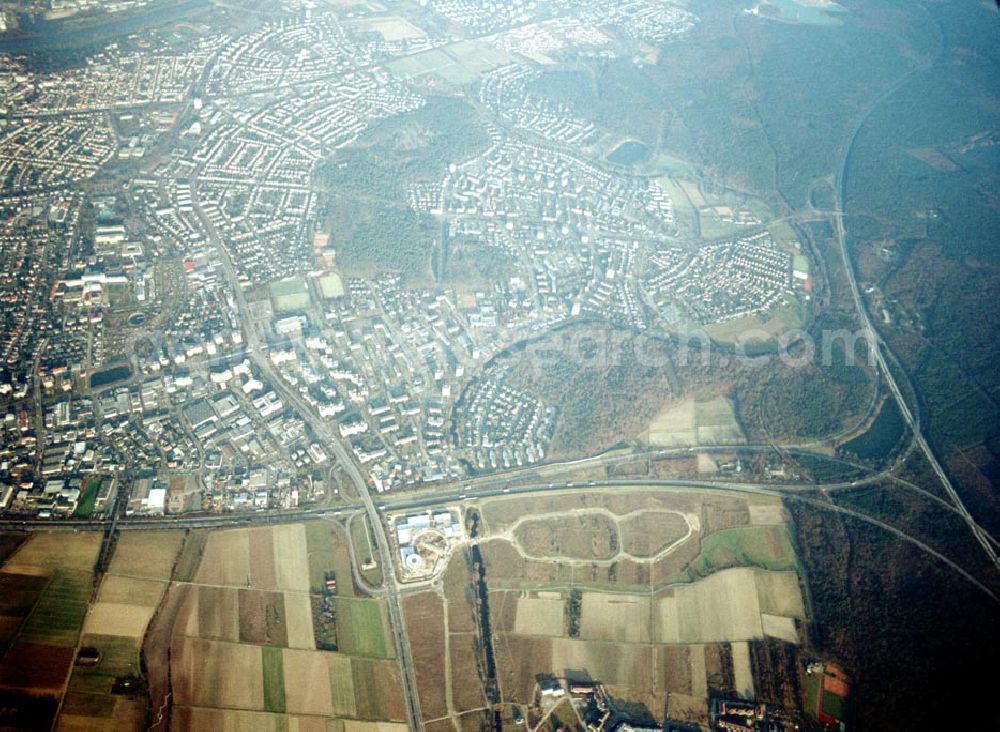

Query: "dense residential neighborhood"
<box><xmin>0</xmin><ymin>0</ymin><xmax>810</xmax><ymax>517</ymax></box>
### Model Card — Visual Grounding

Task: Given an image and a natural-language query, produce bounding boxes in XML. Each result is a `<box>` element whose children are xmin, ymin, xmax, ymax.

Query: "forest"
<box><xmin>316</xmin><ymin>96</ymin><xmax>491</xmax><ymax>277</ymax></box>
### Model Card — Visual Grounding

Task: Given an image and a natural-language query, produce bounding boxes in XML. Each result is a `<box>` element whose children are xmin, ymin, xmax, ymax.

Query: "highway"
<box><xmin>827</xmin><ymin>18</ymin><xmax>999</xmax><ymax>568</ymax></box>
<box><xmin>833</xmin><ymin>209</ymin><xmax>998</xmax><ymax>568</ymax></box>
<box><xmin>2</xmin><ymin>467</ymin><xmax>997</xmax><ymax>604</ymax></box>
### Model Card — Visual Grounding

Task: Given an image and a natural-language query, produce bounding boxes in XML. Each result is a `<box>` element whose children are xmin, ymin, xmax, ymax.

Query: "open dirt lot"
<box><xmin>550</xmin><ymin>638</ymin><xmax>656</xmax><ymax>691</ymax></box>
<box><xmin>0</xmin><ymin>641</ymin><xmax>74</xmax><ymax>692</ymax></box>
<box><xmin>282</xmin><ymin>648</ymin><xmax>334</xmax><ymax>716</ymax></box>
<box><xmin>195</xmin><ymin>530</ymin><xmax>252</xmax><ymax>587</ymax></box>
<box><xmin>619</xmin><ymin>511</ymin><xmax>691</xmax><ymax>558</ymax></box>
<box><xmin>748</xmin><ymin>503</ymin><xmax>787</xmax><ymax>526</ymax></box>
<box><xmin>351</xmin><ymin>658</ymin><xmax>406</xmax><ymax>721</ymax></box>
<box><xmin>272</xmin><ymin>524</ymin><xmax>310</xmax><ymax>592</ymax></box>
<box><xmin>655</xmin><ymin>567</ymin><xmax>803</xmax><ymax>644</ymax></box>
<box><xmin>688</xmin><ymin>644</ymin><xmax>708</xmax><ymax>699</ymax></box>
<box><xmin>1</xmin><ymin>533</ymin><xmax>99</xmax><ymax>648</ymax></box>
<box><xmin>171</xmin><ymin>708</ymin><xmax>332</xmax><ymax>731</ymax></box>
<box><xmin>755</xmin><ymin>571</ymin><xmax>805</xmax><ymax>618</ymax></box>
<box><xmin>171</xmin><ymin>636</ymin><xmax>265</xmax><ymax>710</ymax></box>
<box><xmin>657</xmin><ymin>569</ymin><xmax>763</xmax><ymax>643</ymax></box>
<box><xmin>514</xmin><ymin>513</ymin><xmax>618</xmax><ymax>561</ymax></box>
<box><xmin>342</xmin><ymin>723</ymin><xmax>408</xmax><ymax>732</ymax></box>
<box><xmin>82</xmin><ymin>602</ymin><xmax>152</xmax><ymax>638</ymax></box>
<box><xmin>657</xmin><ymin>645</ymin><xmax>693</xmax><ymax>695</ymax></box>
<box><xmin>731</xmin><ymin>641</ymin><xmax>754</xmax><ymax>697</ymax></box>
<box><xmin>761</xmin><ymin>613</ymin><xmax>799</xmax><ymax>643</ymax></box>
<box><xmin>238</xmin><ymin>589</ymin><xmax>289</xmax><ymax>647</ymax></box>
<box><xmin>442</xmin><ymin>557</ymin><xmax>477</xmax><ymax>633</ymax></box>
<box><xmin>196</xmin><ymin>525</ymin><xmax>310</xmax><ymax>591</ymax></box>
<box><xmin>579</xmin><ymin>593</ymin><xmax>651</xmax><ymax>643</ymax></box>
<box><xmin>160</xmin><ymin>522</ymin><xmax>405</xmax><ymax>727</ymax></box>
<box><xmin>97</xmin><ymin>574</ymin><xmax>165</xmax><ymax>606</ymax></box>
<box><xmin>402</xmin><ymin>592</ymin><xmax>448</xmax><ymax>721</ymax></box>
<box><xmin>4</xmin><ymin>531</ymin><xmax>101</xmax><ymax>574</ymax></box>
<box><xmin>188</xmin><ymin>585</ymin><xmax>240</xmax><ymax>641</ymax></box>
<box><xmin>106</xmin><ymin>531</ymin><xmax>182</xmax><ymax>579</ymax></box>
<box><xmin>494</xmin><ymin>635</ymin><xmax>553</xmax><ymax>703</ymax></box>
<box><xmin>513</xmin><ymin>594</ymin><xmax>565</xmax><ymax>636</ymax></box>
<box><xmin>284</xmin><ymin>591</ymin><xmax>316</xmax><ymax>650</ymax></box>
<box><xmin>449</xmin><ymin>631</ymin><xmax>487</xmax><ymax>712</ymax></box>
<box><xmin>249</xmin><ymin>527</ymin><xmax>278</xmax><ymax>589</ymax></box>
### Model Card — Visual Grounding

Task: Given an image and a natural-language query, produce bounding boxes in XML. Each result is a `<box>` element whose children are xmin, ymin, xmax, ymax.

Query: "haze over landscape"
<box><xmin>0</xmin><ymin>0</ymin><xmax>996</xmax><ymax>730</ymax></box>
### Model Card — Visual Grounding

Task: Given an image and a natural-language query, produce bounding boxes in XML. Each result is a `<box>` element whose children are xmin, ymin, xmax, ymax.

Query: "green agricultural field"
<box><xmin>697</xmin><ymin>207</ymin><xmax>746</xmax><ymax>240</ymax></box>
<box><xmin>336</xmin><ymin>599</ymin><xmax>390</xmax><ymax>659</ymax></box>
<box><xmin>65</xmin><ymin>634</ymin><xmax>141</xmax><ymax>697</ymax></box>
<box><xmin>658</xmin><ymin>176</ymin><xmax>696</xmax><ymax>229</ymax></box>
<box><xmin>703</xmin><ymin>298</ymin><xmax>805</xmax><ymax>344</ymax></box>
<box><xmin>644</xmin><ymin>153</ymin><xmax>700</xmax><ymax>178</ymax></box>
<box><xmin>59</xmin><ymin>690</ymin><xmax>117</xmax><ymax>720</ymax></box>
<box><xmin>685</xmin><ymin>525</ymin><xmax>798</xmax><ymax>579</ymax></box>
<box><xmin>348</xmin><ymin>657</ymin><xmax>401</xmax><ymax>721</ymax></box>
<box><xmin>648</xmin><ymin>396</ymin><xmax>745</xmax><ymax>447</ymax></box>
<box><xmin>350</xmin><ymin>516</ymin><xmax>383</xmax><ymax>587</ymax></box>
<box><xmin>261</xmin><ymin>645</ymin><xmax>286</xmax><ymax>713</ymax></box>
<box><xmin>694</xmin><ymin>397</ymin><xmax>746</xmax><ymax>445</ymax></box>
<box><xmin>769</xmin><ymin>220</ymin><xmax>799</xmax><ymax>245</ymax></box>
<box><xmin>305</xmin><ymin>520</ymin><xmax>356</xmax><ymax>598</ymax></box>
<box><xmin>19</xmin><ymin>569</ymin><xmax>93</xmax><ymax>646</ymax></box>
<box><xmin>389</xmin><ymin>40</ymin><xmax>515</xmax><ymax>85</ymax></box>
<box><xmin>73</xmin><ymin>477</ymin><xmax>102</xmax><ymax>517</ymax></box>
<box><xmin>327</xmin><ymin>653</ymin><xmax>356</xmax><ymax>717</ymax></box>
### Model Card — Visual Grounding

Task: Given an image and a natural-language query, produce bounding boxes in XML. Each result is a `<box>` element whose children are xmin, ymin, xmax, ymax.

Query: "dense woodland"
<box><xmin>316</xmin><ymin>96</ymin><xmax>491</xmax><ymax>277</ymax></box>
<box><xmin>789</xmin><ymin>478</ymin><xmax>998</xmax><ymax>730</ymax></box>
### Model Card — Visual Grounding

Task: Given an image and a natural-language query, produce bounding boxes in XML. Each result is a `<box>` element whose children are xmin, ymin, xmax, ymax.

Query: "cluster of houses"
<box><xmin>0</xmin><ymin>0</ymin><xmax>812</xmax><ymax>522</ymax></box>
<box><xmin>644</xmin><ymin>232</ymin><xmax>801</xmax><ymax>325</ymax></box>
<box><xmin>425</xmin><ymin>0</ymin><xmax>695</xmax><ymax>48</ymax></box>
<box><xmin>2</xmin><ymin>37</ymin><xmax>209</xmax><ymax>115</ymax></box>
<box><xmin>457</xmin><ymin>366</ymin><xmax>556</xmax><ymax>470</ymax></box>
<box><xmin>0</xmin><ymin>115</ymin><xmax>114</xmax><ymax>194</ymax></box>
<box><xmin>479</xmin><ymin>64</ymin><xmax>598</xmax><ymax>146</ymax></box>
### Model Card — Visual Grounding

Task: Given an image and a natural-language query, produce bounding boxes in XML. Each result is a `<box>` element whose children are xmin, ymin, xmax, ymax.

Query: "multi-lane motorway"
<box><xmin>827</xmin><ymin>22</ymin><xmax>999</xmax><ymax>569</ymax></box>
